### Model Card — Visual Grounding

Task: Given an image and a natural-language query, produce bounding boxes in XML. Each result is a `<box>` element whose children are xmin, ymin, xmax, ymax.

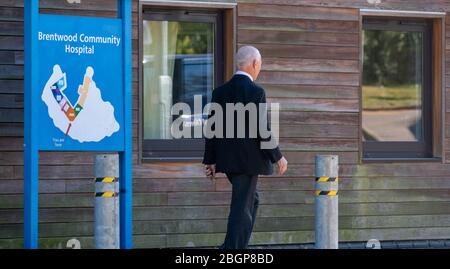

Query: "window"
<box><xmin>362</xmin><ymin>18</ymin><xmax>433</xmax><ymax>158</ymax></box>
<box><xmin>141</xmin><ymin>9</ymin><xmax>223</xmax><ymax>161</ymax></box>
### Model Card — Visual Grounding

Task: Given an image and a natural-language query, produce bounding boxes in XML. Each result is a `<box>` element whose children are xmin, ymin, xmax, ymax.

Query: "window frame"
<box><xmin>361</xmin><ymin>17</ymin><xmax>434</xmax><ymax>159</ymax></box>
<box><xmin>139</xmin><ymin>8</ymin><xmax>224</xmax><ymax>162</ymax></box>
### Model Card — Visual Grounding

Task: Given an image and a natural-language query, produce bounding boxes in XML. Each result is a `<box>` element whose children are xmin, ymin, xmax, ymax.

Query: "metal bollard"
<box><xmin>94</xmin><ymin>154</ymin><xmax>120</xmax><ymax>249</ymax></box>
<box><xmin>315</xmin><ymin>155</ymin><xmax>339</xmax><ymax>249</ymax></box>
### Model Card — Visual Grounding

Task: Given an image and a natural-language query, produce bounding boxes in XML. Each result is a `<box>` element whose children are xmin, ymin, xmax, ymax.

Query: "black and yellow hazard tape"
<box><xmin>315</xmin><ymin>190</ymin><xmax>338</xmax><ymax>196</ymax></box>
<box><xmin>94</xmin><ymin>177</ymin><xmax>118</xmax><ymax>183</ymax></box>
<box><xmin>315</xmin><ymin>177</ymin><xmax>338</xmax><ymax>182</ymax></box>
<box><xmin>95</xmin><ymin>192</ymin><xmax>118</xmax><ymax>197</ymax></box>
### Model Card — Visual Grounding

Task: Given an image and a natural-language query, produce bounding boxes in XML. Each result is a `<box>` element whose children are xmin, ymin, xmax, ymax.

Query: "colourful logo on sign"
<box><xmin>42</xmin><ymin>65</ymin><xmax>120</xmax><ymax>142</ymax></box>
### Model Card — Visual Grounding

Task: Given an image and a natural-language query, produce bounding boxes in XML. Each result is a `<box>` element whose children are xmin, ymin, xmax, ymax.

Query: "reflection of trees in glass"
<box><xmin>362</xmin><ymin>29</ymin><xmax>424</xmax><ymax>142</ymax></box>
<box><xmin>363</xmin><ymin>30</ymin><xmax>422</xmax><ymax>86</ymax></box>
<box><xmin>176</xmin><ymin>22</ymin><xmax>213</xmax><ymax>55</ymax></box>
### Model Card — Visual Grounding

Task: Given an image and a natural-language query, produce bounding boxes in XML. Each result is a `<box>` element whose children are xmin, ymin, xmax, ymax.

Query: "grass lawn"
<box><xmin>362</xmin><ymin>84</ymin><xmax>421</xmax><ymax>110</ymax></box>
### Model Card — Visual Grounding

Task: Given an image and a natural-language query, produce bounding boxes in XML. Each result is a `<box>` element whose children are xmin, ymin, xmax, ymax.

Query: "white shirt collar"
<box><xmin>235</xmin><ymin>70</ymin><xmax>254</xmax><ymax>82</ymax></box>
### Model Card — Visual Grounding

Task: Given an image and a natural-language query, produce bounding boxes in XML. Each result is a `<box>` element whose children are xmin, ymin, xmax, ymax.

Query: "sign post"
<box><xmin>24</xmin><ymin>0</ymin><xmax>133</xmax><ymax>249</ymax></box>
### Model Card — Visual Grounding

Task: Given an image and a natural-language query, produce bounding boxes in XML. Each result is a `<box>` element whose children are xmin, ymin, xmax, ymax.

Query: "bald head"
<box><xmin>236</xmin><ymin>46</ymin><xmax>262</xmax><ymax>81</ymax></box>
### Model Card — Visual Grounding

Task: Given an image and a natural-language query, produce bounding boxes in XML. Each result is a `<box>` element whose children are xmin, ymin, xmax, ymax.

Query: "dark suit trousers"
<box><xmin>222</xmin><ymin>174</ymin><xmax>259</xmax><ymax>249</ymax></box>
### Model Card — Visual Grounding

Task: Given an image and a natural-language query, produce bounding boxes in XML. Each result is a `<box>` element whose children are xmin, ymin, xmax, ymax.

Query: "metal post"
<box><xmin>315</xmin><ymin>155</ymin><xmax>339</xmax><ymax>249</ymax></box>
<box><xmin>94</xmin><ymin>154</ymin><xmax>120</xmax><ymax>249</ymax></box>
<box><xmin>24</xmin><ymin>0</ymin><xmax>39</xmax><ymax>249</ymax></box>
<box><xmin>119</xmin><ymin>0</ymin><xmax>133</xmax><ymax>249</ymax></box>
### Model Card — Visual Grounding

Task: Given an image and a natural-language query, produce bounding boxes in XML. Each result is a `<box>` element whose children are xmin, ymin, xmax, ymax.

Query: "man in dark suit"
<box><xmin>203</xmin><ymin>45</ymin><xmax>288</xmax><ymax>249</ymax></box>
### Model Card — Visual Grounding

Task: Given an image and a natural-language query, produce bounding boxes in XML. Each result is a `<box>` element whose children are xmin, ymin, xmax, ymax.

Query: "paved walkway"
<box><xmin>363</xmin><ymin>109</ymin><xmax>421</xmax><ymax>141</ymax></box>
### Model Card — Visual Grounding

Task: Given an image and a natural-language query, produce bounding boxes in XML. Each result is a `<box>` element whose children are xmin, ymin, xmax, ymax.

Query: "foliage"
<box><xmin>176</xmin><ymin>22</ymin><xmax>213</xmax><ymax>55</ymax></box>
<box><xmin>363</xmin><ymin>85</ymin><xmax>421</xmax><ymax>110</ymax></box>
<box><xmin>363</xmin><ymin>30</ymin><xmax>422</xmax><ymax>86</ymax></box>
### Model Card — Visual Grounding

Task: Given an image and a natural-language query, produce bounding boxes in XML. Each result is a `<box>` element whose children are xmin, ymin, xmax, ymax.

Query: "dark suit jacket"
<box><xmin>202</xmin><ymin>74</ymin><xmax>283</xmax><ymax>175</ymax></box>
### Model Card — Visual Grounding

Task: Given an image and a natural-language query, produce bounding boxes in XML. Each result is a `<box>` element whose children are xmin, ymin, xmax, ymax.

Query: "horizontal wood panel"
<box><xmin>169</xmin><ymin>227</ymin><xmax>450</xmax><ymax>247</ymax></box>
<box><xmin>278</xmin><ymin>111</ymin><xmax>359</xmax><ymax>126</ymax></box>
<box><xmin>243</xmin><ymin>43</ymin><xmax>359</xmax><ymax>60</ymax></box>
<box><xmin>282</xmin><ymin>151</ymin><xmax>359</xmax><ymax>164</ymax></box>
<box><xmin>133</xmin><ymin>163</ymin><xmax>204</xmax><ymax>179</ymax></box>
<box><xmin>238</xmin><ymin>29</ymin><xmax>358</xmax><ymax>47</ymax></box>
<box><xmin>3</xmin><ymin>215</ymin><xmax>450</xmax><ymax>239</ymax></box>
<box><xmin>0</xmin><ymin>137</ymin><xmax>23</xmax><ymax>151</ymax></box>
<box><xmin>0</xmin><ymin>79</ymin><xmax>23</xmax><ymax>94</ymax></box>
<box><xmin>238</xmin><ymin>4</ymin><xmax>359</xmax><ymax>21</ymax></box>
<box><xmin>238</xmin><ymin>16</ymin><xmax>359</xmax><ymax>33</ymax></box>
<box><xmin>3</xmin><ymin>175</ymin><xmax>450</xmax><ymax>196</ymax></box>
<box><xmin>0</xmin><ymin>65</ymin><xmax>23</xmax><ymax>79</ymax></box>
<box><xmin>0</xmin><ymin>21</ymin><xmax>22</xmax><ymax>35</ymax></box>
<box><xmin>264</xmin><ymin>84</ymin><xmax>359</xmax><ymax>99</ymax></box>
<box><xmin>258</xmin><ymin>71</ymin><xmax>360</xmax><ymax>86</ymax></box>
<box><xmin>0</xmin><ymin>36</ymin><xmax>23</xmax><ymax>50</ymax></box>
<box><xmin>237</xmin><ymin>0</ymin><xmax>450</xmax><ymax>11</ymax></box>
<box><xmin>2</xmin><ymin>226</ymin><xmax>450</xmax><ymax>248</ymax></box>
<box><xmin>4</xmin><ymin>162</ymin><xmax>450</xmax><ymax>181</ymax></box>
<box><xmin>0</xmin><ymin>166</ymin><xmax>14</xmax><ymax>180</ymax></box>
<box><xmin>340</xmin><ymin>163</ymin><xmax>450</xmax><ymax>178</ymax></box>
<box><xmin>0</xmin><ymin>178</ymin><xmax>213</xmax><ymax>194</ymax></box>
<box><xmin>136</xmin><ymin>162</ymin><xmax>450</xmax><ymax>179</ymax></box>
<box><xmin>446</xmin><ymin>113</ymin><xmax>450</xmax><ymax>137</ymax></box>
<box><xmin>268</xmin><ymin>97</ymin><xmax>359</xmax><ymax>112</ymax></box>
<box><xmin>0</xmin><ymin>234</ymin><xmax>165</xmax><ymax>249</ymax></box>
<box><xmin>0</xmin><ymin>105</ymin><xmax>22</xmax><ymax>122</ymax></box>
<box><xmin>2</xmin><ymin>201</ymin><xmax>450</xmax><ymax>224</ymax></box>
<box><xmin>0</xmin><ymin>193</ymin><xmax>167</xmax><ymax>209</ymax></box>
<box><xmin>166</xmin><ymin>189</ymin><xmax>450</xmax><ymax>206</ymax></box>
<box><xmin>279</xmin><ymin>123</ymin><xmax>358</xmax><ymax>138</ymax></box>
<box><xmin>446</xmin><ymin>88</ymin><xmax>450</xmax><ymax>111</ymax></box>
<box><xmin>2</xmin><ymin>189</ymin><xmax>449</xmax><ymax>209</ymax></box>
<box><xmin>281</xmin><ymin>138</ymin><xmax>358</xmax><ymax>152</ymax></box>
<box><xmin>0</xmin><ymin>94</ymin><xmax>23</xmax><ymax>108</ymax></box>
<box><xmin>0</xmin><ymin>123</ymin><xmax>22</xmax><ymax>137</ymax></box>
<box><xmin>217</xmin><ymin>176</ymin><xmax>450</xmax><ymax>191</ymax></box>
<box><xmin>118</xmin><ymin>215</ymin><xmax>450</xmax><ymax>234</ymax></box>
<box><xmin>134</xmin><ymin>178</ymin><xmax>215</xmax><ymax>193</ymax></box>
<box><xmin>0</xmin><ymin>137</ymin><xmax>142</xmax><ymax>151</ymax></box>
<box><xmin>0</xmin><ymin>151</ymin><xmax>138</xmax><ymax>166</ymax></box>
<box><xmin>282</xmin><ymin>163</ymin><xmax>450</xmax><ymax>178</ymax></box>
<box><xmin>262</xmin><ymin>58</ymin><xmax>359</xmax><ymax>73</ymax></box>
<box><xmin>0</xmin><ymin>151</ymin><xmax>118</xmax><ymax>166</ymax></box>
<box><xmin>0</xmin><ymin>179</ymin><xmax>66</xmax><ymax>194</ymax></box>
<box><xmin>0</xmin><ymin>7</ymin><xmax>23</xmax><ymax>21</ymax></box>
<box><xmin>0</xmin><ymin>50</ymin><xmax>23</xmax><ymax>65</ymax></box>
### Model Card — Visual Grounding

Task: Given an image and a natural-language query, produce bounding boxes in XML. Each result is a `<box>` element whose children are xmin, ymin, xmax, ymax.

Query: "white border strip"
<box><xmin>360</xmin><ymin>9</ymin><xmax>446</xmax><ymax>18</ymax></box>
<box><xmin>140</xmin><ymin>0</ymin><xmax>237</xmax><ymax>8</ymax></box>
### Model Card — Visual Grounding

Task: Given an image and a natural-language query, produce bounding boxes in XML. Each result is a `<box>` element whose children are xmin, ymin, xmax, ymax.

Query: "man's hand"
<box><xmin>205</xmin><ymin>164</ymin><xmax>216</xmax><ymax>181</ymax></box>
<box><xmin>276</xmin><ymin>157</ymin><xmax>288</xmax><ymax>176</ymax></box>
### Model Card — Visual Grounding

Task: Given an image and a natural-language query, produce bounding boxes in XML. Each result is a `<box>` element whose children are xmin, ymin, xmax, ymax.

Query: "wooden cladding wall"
<box><xmin>0</xmin><ymin>0</ymin><xmax>450</xmax><ymax>248</ymax></box>
<box><xmin>238</xmin><ymin>0</ymin><xmax>450</xmax><ymax>12</ymax></box>
<box><xmin>235</xmin><ymin>0</ymin><xmax>450</xmax><ymax>249</ymax></box>
<box><xmin>0</xmin><ymin>0</ymin><xmax>143</xmax><ymax>248</ymax></box>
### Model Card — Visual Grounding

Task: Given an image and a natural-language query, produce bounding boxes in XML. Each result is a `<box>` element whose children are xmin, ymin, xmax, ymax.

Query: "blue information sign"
<box><xmin>24</xmin><ymin>0</ymin><xmax>133</xmax><ymax>249</ymax></box>
<box><xmin>38</xmin><ymin>15</ymin><xmax>125</xmax><ymax>151</ymax></box>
